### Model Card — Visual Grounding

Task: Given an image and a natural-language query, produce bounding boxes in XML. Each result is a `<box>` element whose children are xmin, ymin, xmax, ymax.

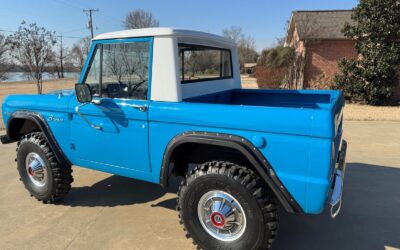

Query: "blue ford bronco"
<box><xmin>1</xmin><ymin>28</ymin><xmax>347</xmax><ymax>249</ymax></box>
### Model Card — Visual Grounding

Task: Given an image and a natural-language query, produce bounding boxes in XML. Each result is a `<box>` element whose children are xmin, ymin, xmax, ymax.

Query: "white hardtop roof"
<box><xmin>93</xmin><ymin>27</ymin><xmax>235</xmax><ymax>45</ymax></box>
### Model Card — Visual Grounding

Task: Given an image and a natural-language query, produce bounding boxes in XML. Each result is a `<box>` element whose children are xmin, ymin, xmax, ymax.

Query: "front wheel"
<box><xmin>177</xmin><ymin>161</ymin><xmax>279</xmax><ymax>250</ymax></box>
<box><xmin>16</xmin><ymin>132</ymin><xmax>73</xmax><ymax>203</ymax></box>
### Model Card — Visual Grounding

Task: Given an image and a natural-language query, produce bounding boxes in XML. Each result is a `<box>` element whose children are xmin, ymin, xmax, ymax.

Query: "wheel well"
<box><xmin>168</xmin><ymin>142</ymin><xmax>253</xmax><ymax>177</ymax></box>
<box><xmin>162</xmin><ymin>133</ymin><xmax>304</xmax><ymax>214</ymax></box>
<box><xmin>8</xmin><ymin>118</ymin><xmax>41</xmax><ymax>141</ymax></box>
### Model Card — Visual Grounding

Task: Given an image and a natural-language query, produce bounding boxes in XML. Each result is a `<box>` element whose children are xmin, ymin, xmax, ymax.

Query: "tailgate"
<box><xmin>330</xmin><ymin>92</ymin><xmax>345</xmax><ymax>178</ymax></box>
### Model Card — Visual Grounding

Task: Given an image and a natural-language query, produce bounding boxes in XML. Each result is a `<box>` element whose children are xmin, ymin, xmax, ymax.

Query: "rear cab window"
<box><xmin>178</xmin><ymin>44</ymin><xmax>233</xmax><ymax>84</ymax></box>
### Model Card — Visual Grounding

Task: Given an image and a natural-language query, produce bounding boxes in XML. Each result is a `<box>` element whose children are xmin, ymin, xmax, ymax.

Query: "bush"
<box><xmin>254</xmin><ymin>46</ymin><xmax>294</xmax><ymax>89</ymax></box>
<box><xmin>334</xmin><ymin>0</ymin><xmax>400</xmax><ymax>105</ymax></box>
<box><xmin>254</xmin><ymin>66</ymin><xmax>287</xmax><ymax>89</ymax></box>
<box><xmin>257</xmin><ymin>46</ymin><xmax>294</xmax><ymax>68</ymax></box>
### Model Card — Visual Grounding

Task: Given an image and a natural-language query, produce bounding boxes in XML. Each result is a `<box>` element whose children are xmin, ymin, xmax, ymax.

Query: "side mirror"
<box><xmin>75</xmin><ymin>84</ymin><xmax>92</xmax><ymax>103</ymax></box>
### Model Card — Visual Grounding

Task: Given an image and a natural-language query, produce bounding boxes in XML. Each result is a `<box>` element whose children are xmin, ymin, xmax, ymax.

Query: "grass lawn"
<box><xmin>344</xmin><ymin>103</ymin><xmax>400</xmax><ymax>121</ymax></box>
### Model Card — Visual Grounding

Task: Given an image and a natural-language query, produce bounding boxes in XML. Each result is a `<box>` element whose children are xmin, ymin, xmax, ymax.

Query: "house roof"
<box><xmin>93</xmin><ymin>27</ymin><xmax>235</xmax><ymax>45</ymax></box>
<box><xmin>286</xmin><ymin>10</ymin><xmax>354</xmax><ymax>44</ymax></box>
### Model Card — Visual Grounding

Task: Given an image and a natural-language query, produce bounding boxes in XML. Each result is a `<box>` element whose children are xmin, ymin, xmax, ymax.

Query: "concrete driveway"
<box><xmin>0</xmin><ymin>121</ymin><xmax>399</xmax><ymax>250</ymax></box>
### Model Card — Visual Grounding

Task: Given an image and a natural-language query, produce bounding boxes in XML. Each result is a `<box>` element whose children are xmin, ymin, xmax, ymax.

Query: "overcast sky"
<box><xmin>0</xmin><ymin>0</ymin><xmax>358</xmax><ymax>51</ymax></box>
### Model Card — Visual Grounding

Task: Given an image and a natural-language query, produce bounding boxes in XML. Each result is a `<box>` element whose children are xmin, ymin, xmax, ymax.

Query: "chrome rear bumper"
<box><xmin>330</xmin><ymin>140</ymin><xmax>347</xmax><ymax>218</ymax></box>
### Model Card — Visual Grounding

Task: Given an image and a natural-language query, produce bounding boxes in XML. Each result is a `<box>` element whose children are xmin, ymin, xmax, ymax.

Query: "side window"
<box><xmin>102</xmin><ymin>42</ymin><xmax>149</xmax><ymax>99</ymax></box>
<box><xmin>84</xmin><ymin>41</ymin><xmax>150</xmax><ymax>100</ymax></box>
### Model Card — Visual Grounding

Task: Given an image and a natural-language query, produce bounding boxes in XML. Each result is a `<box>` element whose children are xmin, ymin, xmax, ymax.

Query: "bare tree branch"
<box><xmin>0</xmin><ymin>34</ymin><xmax>11</xmax><ymax>81</ymax></box>
<box><xmin>70</xmin><ymin>36</ymin><xmax>91</xmax><ymax>71</ymax></box>
<box><xmin>7</xmin><ymin>21</ymin><xmax>56</xmax><ymax>94</ymax></box>
<box><xmin>222</xmin><ymin>26</ymin><xmax>258</xmax><ymax>70</ymax></box>
<box><xmin>124</xmin><ymin>10</ymin><xmax>159</xmax><ymax>29</ymax></box>
<box><xmin>222</xmin><ymin>26</ymin><xmax>243</xmax><ymax>44</ymax></box>
<box><xmin>295</xmin><ymin>13</ymin><xmax>323</xmax><ymax>41</ymax></box>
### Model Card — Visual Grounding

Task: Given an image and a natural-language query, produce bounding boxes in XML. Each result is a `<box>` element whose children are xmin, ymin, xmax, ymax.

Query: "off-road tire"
<box><xmin>177</xmin><ymin>161</ymin><xmax>279</xmax><ymax>250</ymax></box>
<box><xmin>16</xmin><ymin>132</ymin><xmax>73</xmax><ymax>203</ymax></box>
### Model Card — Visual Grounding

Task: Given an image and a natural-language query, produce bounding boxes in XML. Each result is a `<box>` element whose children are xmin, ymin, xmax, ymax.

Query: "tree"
<box><xmin>334</xmin><ymin>0</ymin><xmax>400</xmax><ymax>105</ymax></box>
<box><xmin>222</xmin><ymin>26</ymin><xmax>258</xmax><ymax>70</ymax></box>
<box><xmin>70</xmin><ymin>36</ymin><xmax>91</xmax><ymax>71</ymax></box>
<box><xmin>275</xmin><ymin>37</ymin><xmax>286</xmax><ymax>47</ymax></box>
<box><xmin>124</xmin><ymin>10</ymin><xmax>159</xmax><ymax>29</ymax></box>
<box><xmin>0</xmin><ymin>34</ymin><xmax>11</xmax><ymax>81</ymax></box>
<box><xmin>222</xmin><ymin>26</ymin><xmax>243</xmax><ymax>44</ymax></box>
<box><xmin>8</xmin><ymin>22</ymin><xmax>56</xmax><ymax>94</ymax></box>
<box><xmin>51</xmin><ymin>34</ymin><xmax>70</xmax><ymax>78</ymax></box>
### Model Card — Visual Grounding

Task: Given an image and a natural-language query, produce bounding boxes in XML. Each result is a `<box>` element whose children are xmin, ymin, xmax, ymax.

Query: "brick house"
<box><xmin>284</xmin><ymin>10</ymin><xmax>400</xmax><ymax>100</ymax></box>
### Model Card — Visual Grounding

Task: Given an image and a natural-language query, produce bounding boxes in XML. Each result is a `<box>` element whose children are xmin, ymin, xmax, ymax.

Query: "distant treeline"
<box><xmin>0</xmin><ymin>63</ymin><xmax>80</xmax><ymax>73</ymax></box>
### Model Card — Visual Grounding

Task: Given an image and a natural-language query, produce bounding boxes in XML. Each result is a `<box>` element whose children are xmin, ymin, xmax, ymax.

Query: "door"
<box><xmin>70</xmin><ymin>38</ymin><xmax>153</xmax><ymax>177</ymax></box>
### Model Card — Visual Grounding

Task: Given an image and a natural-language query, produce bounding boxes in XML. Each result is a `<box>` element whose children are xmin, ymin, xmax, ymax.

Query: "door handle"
<box><xmin>120</xmin><ymin>103</ymin><xmax>148</xmax><ymax>112</ymax></box>
<box><xmin>133</xmin><ymin>105</ymin><xmax>148</xmax><ymax>112</ymax></box>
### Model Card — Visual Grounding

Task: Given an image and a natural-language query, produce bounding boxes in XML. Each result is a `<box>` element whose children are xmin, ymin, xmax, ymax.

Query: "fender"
<box><xmin>160</xmin><ymin>131</ymin><xmax>303</xmax><ymax>214</ymax></box>
<box><xmin>5</xmin><ymin>110</ymin><xmax>71</xmax><ymax>167</ymax></box>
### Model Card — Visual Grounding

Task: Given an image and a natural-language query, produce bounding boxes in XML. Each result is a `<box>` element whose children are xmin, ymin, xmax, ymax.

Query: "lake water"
<box><xmin>1</xmin><ymin>72</ymin><xmax>80</xmax><ymax>82</ymax></box>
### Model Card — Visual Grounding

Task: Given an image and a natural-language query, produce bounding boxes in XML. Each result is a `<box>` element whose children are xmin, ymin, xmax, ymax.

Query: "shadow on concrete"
<box><xmin>59</xmin><ymin>162</ymin><xmax>400</xmax><ymax>249</ymax></box>
<box><xmin>58</xmin><ymin>173</ymin><xmax>182</xmax><ymax>209</ymax></box>
<box><xmin>272</xmin><ymin>162</ymin><xmax>400</xmax><ymax>250</ymax></box>
<box><xmin>150</xmin><ymin>198</ymin><xmax>177</xmax><ymax>210</ymax></box>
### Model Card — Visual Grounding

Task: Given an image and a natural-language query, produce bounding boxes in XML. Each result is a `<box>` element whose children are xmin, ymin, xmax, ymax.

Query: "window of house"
<box><xmin>179</xmin><ymin>44</ymin><xmax>233</xmax><ymax>84</ymax></box>
<box><xmin>83</xmin><ymin>41</ymin><xmax>150</xmax><ymax>100</ymax></box>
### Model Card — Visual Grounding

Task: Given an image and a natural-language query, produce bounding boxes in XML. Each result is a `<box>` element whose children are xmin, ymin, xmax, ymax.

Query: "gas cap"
<box><xmin>251</xmin><ymin>135</ymin><xmax>265</xmax><ymax>148</ymax></box>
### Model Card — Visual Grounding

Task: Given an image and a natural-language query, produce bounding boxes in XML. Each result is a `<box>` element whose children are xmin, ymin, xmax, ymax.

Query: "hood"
<box><xmin>46</xmin><ymin>89</ymin><xmax>75</xmax><ymax>96</ymax></box>
<box><xmin>2</xmin><ymin>90</ymin><xmax>72</xmax><ymax>118</ymax></box>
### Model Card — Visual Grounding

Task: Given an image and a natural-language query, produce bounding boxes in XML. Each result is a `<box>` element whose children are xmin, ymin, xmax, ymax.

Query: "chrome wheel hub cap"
<box><xmin>197</xmin><ymin>190</ymin><xmax>246</xmax><ymax>242</ymax></box>
<box><xmin>25</xmin><ymin>152</ymin><xmax>47</xmax><ymax>187</ymax></box>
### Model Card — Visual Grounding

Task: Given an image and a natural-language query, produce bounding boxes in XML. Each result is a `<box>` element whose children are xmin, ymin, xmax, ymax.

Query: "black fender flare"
<box><xmin>160</xmin><ymin>131</ymin><xmax>303</xmax><ymax>214</ymax></box>
<box><xmin>6</xmin><ymin>110</ymin><xmax>71</xmax><ymax>167</ymax></box>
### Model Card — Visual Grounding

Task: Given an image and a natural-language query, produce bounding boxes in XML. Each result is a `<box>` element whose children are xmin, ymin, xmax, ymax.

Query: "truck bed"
<box><xmin>179</xmin><ymin>88</ymin><xmax>344</xmax><ymax>141</ymax></box>
<box><xmin>184</xmin><ymin>88</ymin><xmax>340</xmax><ymax>110</ymax></box>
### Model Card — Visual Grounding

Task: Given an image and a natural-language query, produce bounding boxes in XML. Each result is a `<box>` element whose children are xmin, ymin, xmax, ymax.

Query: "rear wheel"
<box><xmin>16</xmin><ymin>132</ymin><xmax>73</xmax><ymax>203</ymax></box>
<box><xmin>177</xmin><ymin>161</ymin><xmax>279</xmax><ymax>250</ymax></box>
